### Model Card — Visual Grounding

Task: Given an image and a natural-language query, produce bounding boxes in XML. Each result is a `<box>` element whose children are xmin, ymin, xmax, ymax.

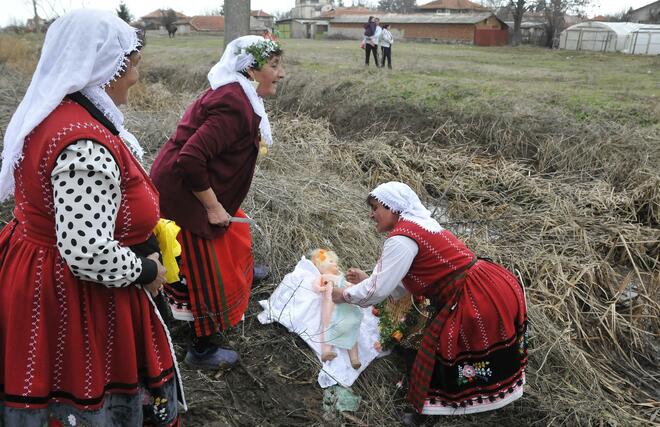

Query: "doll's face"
<box><xmin>312</xmin><ymin>249</ymin><xmax>340</xmax><ymax>274</ymax></box>
<box><xmin>317</xmin><ymin>259</ymin><xmax>339</xmax><ymax>275</ymax></box>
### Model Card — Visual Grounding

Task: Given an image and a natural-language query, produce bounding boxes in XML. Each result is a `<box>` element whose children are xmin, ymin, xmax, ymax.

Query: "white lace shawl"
<box><xmin>207</xmin><ymin>35</ymin><xmax>274</xmax><ymax>147</ymax></box>
<box><xmin>0</xmin><ymin>9</ymin><xmax>142</xmax><ymax>201</ymax></box>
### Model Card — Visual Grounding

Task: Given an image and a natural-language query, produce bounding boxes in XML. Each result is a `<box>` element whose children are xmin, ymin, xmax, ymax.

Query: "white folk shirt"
<box><xmin>373</xmin><ymin>26</ymin><xmax>383</xmax><ymax>46</ymax></box>
<box><xmin>342</xmin><ymin>236</ymin><xmax>418</xmax><ymax>307</ymax></box>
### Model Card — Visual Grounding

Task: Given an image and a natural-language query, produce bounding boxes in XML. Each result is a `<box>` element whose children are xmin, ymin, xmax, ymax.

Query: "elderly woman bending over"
<box><xmin>332</xmin><ymin>182</ymin><xmax>528</xmax><ymax>421</ymax></box>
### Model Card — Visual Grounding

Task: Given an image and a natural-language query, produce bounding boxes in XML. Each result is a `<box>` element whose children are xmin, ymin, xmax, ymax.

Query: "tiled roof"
<box><xmin>251</xmin><ymin>9</ymin><xmax>273</xmax><ymax>18</ymax></box>
<box><xmin>189</xmin><ymin>15</ymin><xmax>225</xmax><ymax>31</ymax></box>
<box><xmin>141</xmin><ymin>9</ymin><xmax>188</xmax><ymax>19</ymax></box>
<box><xmin>320</xmin><ymin>7</ymin><xmax>379</xmax><ymax>18</ymax></box>
<box><xmin>332</xmin><ymin>12</ymin><xmax>496</xmax><ymax>25</ymax></box>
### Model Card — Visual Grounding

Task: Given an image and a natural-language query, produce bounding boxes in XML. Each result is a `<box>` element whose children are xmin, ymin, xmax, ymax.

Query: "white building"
<box><xmin>291</xmin><ymin>0</ymin><xmax>334</xmax><ymax>19</ymax></box>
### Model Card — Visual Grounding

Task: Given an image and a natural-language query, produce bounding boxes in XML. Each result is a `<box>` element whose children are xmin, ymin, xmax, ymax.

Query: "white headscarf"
<box><xmin>0</xmin><ymin>9</ymin><xmax>142</xmax><ymax>202</ymax></box>
<box><xmin>370</xmin><ymin>181</ymin><xmax>444</xmax><ymax>233</ymax></box>
<box><xmin>207</xmin><ymin>35</ymin><xmax>277</xmax><ymax>147</ymax></box>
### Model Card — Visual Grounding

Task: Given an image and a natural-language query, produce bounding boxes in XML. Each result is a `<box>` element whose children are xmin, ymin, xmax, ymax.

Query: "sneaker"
<box><xmin>185</xmin><ymin>347</ymin><xmax>239</xmax><ymax>370</ymax></box>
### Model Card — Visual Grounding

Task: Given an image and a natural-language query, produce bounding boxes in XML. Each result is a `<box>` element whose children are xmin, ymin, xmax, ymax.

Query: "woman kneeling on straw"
<box><xmin>331</xmin><ymin>181</ymin><xmax>528</xmax><ymax>424</ymax></box>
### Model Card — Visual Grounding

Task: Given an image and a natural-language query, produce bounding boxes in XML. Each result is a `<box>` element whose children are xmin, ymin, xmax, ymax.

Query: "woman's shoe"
<box><xmin>185</xmin><ymin>346</ymin><xmax>239</xmax><ymax>370</ymax></box>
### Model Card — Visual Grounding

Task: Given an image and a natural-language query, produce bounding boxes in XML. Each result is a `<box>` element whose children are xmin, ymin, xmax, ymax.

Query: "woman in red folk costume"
<box><xmin>0</xmin><ymin>10</ymin><xmax>184</xmax><ymax>426</ymax></box>
<box><xmin>150</xmin><ymin>36</ymin><xmax>285</xmax><ymax>369</ymax></box>
<box><xmin>332</xmin><ymin>182</ymin><xmax>528</xmax><ymax>422</ymax></box>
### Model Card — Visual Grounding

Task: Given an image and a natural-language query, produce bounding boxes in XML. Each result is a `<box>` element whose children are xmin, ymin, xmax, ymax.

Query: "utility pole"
<box><xmin>224</xmin><ymin>0</ymin><xmax>251</xmax><ymax>49</ymax></box>
<box><xmin>32</xmin><ymin>0</ymin><xmax>41</xmax><ymax>32</ymax></box>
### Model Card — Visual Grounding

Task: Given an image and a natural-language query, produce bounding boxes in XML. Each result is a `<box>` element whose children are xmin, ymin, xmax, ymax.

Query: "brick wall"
<box><xmin>476</xmin><ymin>16</ymin><xmax>506</xmax><ymax>30</ymax></box>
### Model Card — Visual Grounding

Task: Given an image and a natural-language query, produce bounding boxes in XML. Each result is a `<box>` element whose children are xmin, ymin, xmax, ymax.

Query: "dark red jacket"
<box><xmin>150</xmin><ymin>82</ymin><xmax>261</xmax><ymax>239</ymax></box>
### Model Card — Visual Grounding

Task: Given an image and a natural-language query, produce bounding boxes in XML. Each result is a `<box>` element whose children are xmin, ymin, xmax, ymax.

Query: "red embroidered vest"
<box><xmin>14</xmin><ymin>99</ymin><xmax>159</xmax><ymax>247</ymax></box>
<box><xmin>388</xmin><ymin>220</ymin><xmax>475</xmax><ymax>298</ymax></box>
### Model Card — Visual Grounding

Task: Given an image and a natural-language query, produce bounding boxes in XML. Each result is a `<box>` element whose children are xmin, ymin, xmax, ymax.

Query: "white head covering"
<box><xmin>207</xmin><ymin>35</ymin><xmax>279</xmax><ymax>147</ymax></box>
<box><xmin>0</xmin><ymin>9</ymin><xmax>142</xmax><ymax>202</ymax></box>
<box><xmin>370</xmin><ymin>181</ymin><xmax>444</xmax><ymax>233</ymax></box>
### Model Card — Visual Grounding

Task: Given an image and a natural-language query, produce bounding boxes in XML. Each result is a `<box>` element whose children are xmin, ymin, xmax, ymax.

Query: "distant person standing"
<box><xmin>379</xmin><ymin>23</ymin><xmax>394</xmax><ymax>69</ymax></box>
<box><xmin>363</xmin><ymin>16</ymin><xmax>380</xmax><ymax>67</ymax></box>
<box><xmin>362</xmin><ymin>15</ymin><xmax>376</xmax><ymax>47</ymax></box>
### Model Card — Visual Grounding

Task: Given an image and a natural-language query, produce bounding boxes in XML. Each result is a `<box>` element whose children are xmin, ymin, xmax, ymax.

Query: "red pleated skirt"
<box><xmin>176</xmin><ymin>209</ymin><xmax>254</xmax><ymax>337</ymax></box>
<box><xmin>414</xmin><ymin>260</ymin><xmax>528</xmax><ymax>415</ymax></box>
<box><xmin>0</xmin><ymin>221</ymin><xmax>177</xmax><ymax>411</ymax></box>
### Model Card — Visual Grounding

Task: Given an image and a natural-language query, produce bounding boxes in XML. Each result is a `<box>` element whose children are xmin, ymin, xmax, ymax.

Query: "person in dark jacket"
<box><xmin>150</xmin><ymin>35</ymin><xmax>285</xmax><ymax>369</ymax></box>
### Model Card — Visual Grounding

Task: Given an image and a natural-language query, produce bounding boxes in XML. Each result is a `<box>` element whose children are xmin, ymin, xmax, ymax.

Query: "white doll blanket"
<box><xmin>258</xmin><ymin>256</ymin><xmax>383</xmax><ymax>388</ymax></box>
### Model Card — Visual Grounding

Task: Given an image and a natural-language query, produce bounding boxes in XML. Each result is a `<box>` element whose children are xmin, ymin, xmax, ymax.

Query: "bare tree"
<box><xmin>601</xmin><ymin>7</ymin><xmax>633</xmax><ymax>22</ymax></box>
<box><xmin>536</xmin><ymin>0</ymin><xmax>590</xmax><ymax>47</ymax></box>
<box><xmin>510</xmin><ymin>0</ymin><xmax>532</xmax><ymax>46</ymax></box>
<box><xmin>377</xmin><ymin>0</ymin><xmax>417</xmax><ymax>13</ymax></box>
<box><xmin>31</xmin><ymin>0</ymin><xmax>41</xmax><ymax>32</ymax></box>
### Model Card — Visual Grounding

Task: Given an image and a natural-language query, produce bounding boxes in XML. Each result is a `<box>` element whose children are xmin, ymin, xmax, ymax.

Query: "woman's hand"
<box><xmin>207</xmin><ymin>203</ymin><xmax>230</xmax><ymax>227</ymax></box>
<box><xmin>193</xmin><ymin>189</ymin><xmax>229</xmax><ymax>227</ymax></box>
<box><xmin>331</xmin><ymin>287</ymin><xmax>346</xmax><ymax>304</ymax></box>
<box><xmin>144</xmin><ymin>253</ymin><xmax>167</xmax><ymax>297</ymax></box>
<box><xmin>346</xmin><ymin>268</ymin><xmax>368</xmax><ymax>284</ymax></box>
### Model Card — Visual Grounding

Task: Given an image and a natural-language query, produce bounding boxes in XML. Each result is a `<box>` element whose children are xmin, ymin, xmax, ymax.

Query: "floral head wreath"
<box><xmin>237</xmin><ymin>39</ymin><xmax>282</xmax><ymax>70</ymax></box>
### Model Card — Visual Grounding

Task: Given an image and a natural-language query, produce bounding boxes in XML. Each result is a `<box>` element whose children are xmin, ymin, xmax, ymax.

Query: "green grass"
<box><xmin>47</xmin><ymin>33</ymin><xmax>648</xmax><ymax>128</ymax></box>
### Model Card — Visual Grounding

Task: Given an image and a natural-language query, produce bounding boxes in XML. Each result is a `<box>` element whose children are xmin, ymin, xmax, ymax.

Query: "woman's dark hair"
<box><xmin>368</xmin><ymin>16</ymin><xmax>374</xmax><ymax>22</ymax></box>
<box><xmin>366</xmin><ymin>195</ymin><xmax>395</xmax><ymax>212</ymax></box>
<box><xmin>239</xmin><ymin>47</ymin><xmax>284</xmax><ymax>77</ymax></box>
<box><xmin>382</xmin><ymin>23</ymin><xmax>390</xmax><ymax>29</ymax></box>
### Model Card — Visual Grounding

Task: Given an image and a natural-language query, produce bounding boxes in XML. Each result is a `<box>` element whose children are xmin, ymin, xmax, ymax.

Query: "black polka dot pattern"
<box><xmin>51</xmin><ymin>140</ymin><xmax>142</xmax><ymax>286</ymax></box>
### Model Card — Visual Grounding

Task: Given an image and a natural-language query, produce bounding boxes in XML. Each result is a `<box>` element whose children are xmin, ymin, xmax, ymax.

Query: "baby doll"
<box><xmin>311</xmin><ymin>249</ymin><xmax>363</xmax><ymax>369</ymax></box>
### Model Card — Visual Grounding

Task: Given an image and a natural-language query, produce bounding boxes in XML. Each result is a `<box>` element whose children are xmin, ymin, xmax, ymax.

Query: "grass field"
<box><xmin>1</xmin><ymin>32</ymin><xmax>659</xmax><ymax>426</ymax></box>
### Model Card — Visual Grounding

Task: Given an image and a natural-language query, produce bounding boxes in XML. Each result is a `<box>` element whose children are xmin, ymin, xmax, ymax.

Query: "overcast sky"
<box><xmin>2</xmin><ymin>1</ymin><xmax>653</xmax><ymax>27</ymax></box>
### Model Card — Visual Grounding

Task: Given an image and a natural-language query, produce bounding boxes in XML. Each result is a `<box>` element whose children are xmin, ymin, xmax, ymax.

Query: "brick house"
<box><xmin>251</xmin><ymin>9</ymin><xmax>275</xmax><ymax>30</ymax></box>
<box><xmin>328</xmin><ymin>13</ymin><xmax>509</xmax><ymax>46</ymax></box>
<box><xmin>140</xmin><ymin>9</ymin><xmax>189</xmax><ymax>30</ymax></box>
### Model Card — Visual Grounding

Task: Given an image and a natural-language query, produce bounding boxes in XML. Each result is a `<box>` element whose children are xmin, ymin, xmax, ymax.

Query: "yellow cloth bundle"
<box><xmin>153</xmin><ymin>219</ymin><xmax>181</xmax><ymax>284</ymax></box>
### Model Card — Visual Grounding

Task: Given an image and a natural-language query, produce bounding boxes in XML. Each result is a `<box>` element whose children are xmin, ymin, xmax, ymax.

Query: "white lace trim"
<box><xmin>370</xmin><ymin>182</ymin><xmax>444</xmax><ymax>233</ymax></box>
<box><xmin>207</xmin><ymin>36</ymin><xmax>274</xmax><ymax>146</ymax></box>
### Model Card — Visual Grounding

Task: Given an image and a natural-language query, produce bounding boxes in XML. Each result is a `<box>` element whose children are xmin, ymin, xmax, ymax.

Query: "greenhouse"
<box><xmin>559</xmin><ymin>21</ymin><xmax>660</xmax><ymax>54</ymax></box>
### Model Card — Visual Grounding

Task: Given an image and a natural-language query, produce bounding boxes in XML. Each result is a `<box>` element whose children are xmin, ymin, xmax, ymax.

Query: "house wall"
<box><xmin>142</xmin><ymin>18</ymin><xmax>161</xmax><ymax>30</ymax></box>
<box><xmin>291</xmin><ymin>21</ymin><xmax>310</xmax><ymax>38</ymax></box>
<box><xmin>474</xmin><ymin>29</ymin><xmax>508</xmax><ymax>45</ymax></box>
<box><xmin>476</xmin><ymin>16</ymin><xmax>505</xmax><ymax>30</ymax></box>
<box><xmin>630</xmin><ymin>2</ymin><xmax>660</xmax><ymax>24</ymax></box>
<box><xmin>276</xmin><ymin>22</ymin><xmax>292</xmax><ymax>38</ymax></box>
<box><xmin>253</xmin><ymin>16</ymin><xmax>275</xmax><ymax>29</ymax></box>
